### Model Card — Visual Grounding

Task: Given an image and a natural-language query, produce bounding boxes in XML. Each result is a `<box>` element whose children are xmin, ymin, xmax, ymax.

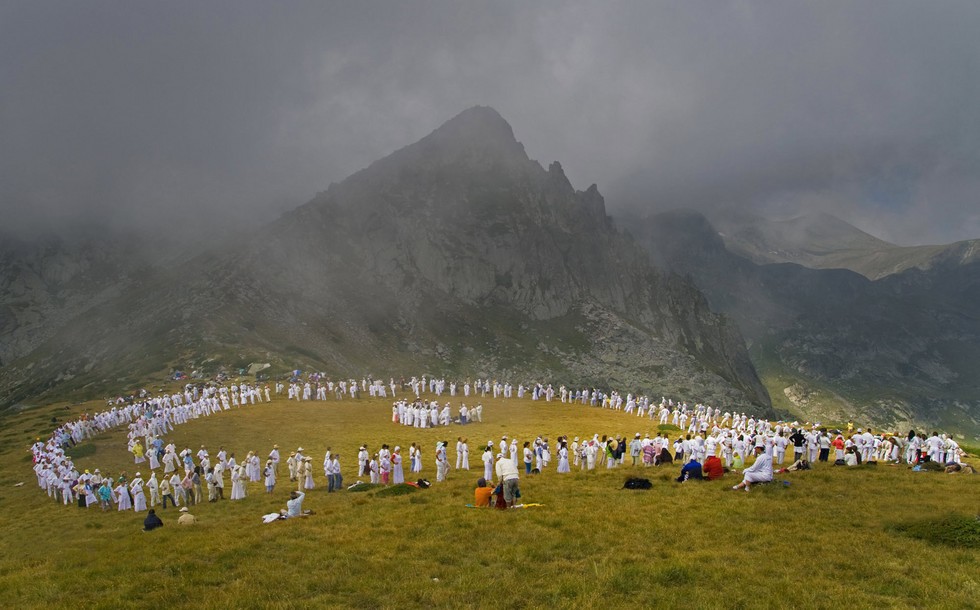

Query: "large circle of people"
<box><xmin>29</xmin><ymin>374</ymin><xmax>969</xmax><ymax>514</ymax></box>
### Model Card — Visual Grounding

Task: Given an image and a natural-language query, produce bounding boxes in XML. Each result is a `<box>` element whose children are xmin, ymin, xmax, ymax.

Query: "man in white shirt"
<box><xmin>494</xmin><ymin>453</ymin><xmax>520</xmax><ymax>508</ymax></box>
<box><xmin>732</xmin><ymin>445</ymin><xmax>773</xmax><ymax>492</ymax></box>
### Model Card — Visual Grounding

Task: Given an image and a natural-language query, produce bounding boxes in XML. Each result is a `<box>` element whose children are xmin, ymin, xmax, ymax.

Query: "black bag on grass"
<box><xmin>623</xmin><ymin>477</ymin><xmax>652</xmax><ymax>490</ymax></box>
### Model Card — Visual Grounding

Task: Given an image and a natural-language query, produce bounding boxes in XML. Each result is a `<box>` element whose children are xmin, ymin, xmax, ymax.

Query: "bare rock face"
<box><xmin>0</xmin><ymin>236</ymin><xmax>145</xmax><ymax>365</ymax></box>
<box><xmin>0</xmin><ymin>107</ymin><xmax>770</xmax><ymax>412</ymax></box>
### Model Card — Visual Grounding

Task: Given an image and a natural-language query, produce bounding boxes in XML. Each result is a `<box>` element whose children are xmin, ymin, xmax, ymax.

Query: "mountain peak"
<box><xmin>422</xmin><ymin>105</ymin><xmax>527</xmax><ymax>161</ymax></box>
<box><xmin>437</xmin><ymin>105</ymin><xmax>511</xmax><ymax>135</ymax></box>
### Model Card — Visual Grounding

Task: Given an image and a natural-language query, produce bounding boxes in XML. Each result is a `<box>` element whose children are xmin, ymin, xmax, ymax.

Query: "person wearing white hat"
<box><xmin>732</xmin><ymin>445</ymin><xmax>773</xmax><ymax>492</ymax></box>
<box><xmin>269</xmin><ymin>445</ymin><xmax>280</xmax><ymax>477</ymax></box>
<box><xmin>482</xmin><ymin>444</ymin><xmax>494</xmax><ymax>482</ymax></box>
<box><xmin>357</xmin><ymin>445</ymin><xmax>369</xmax><ymax>477</ymax></box>
<box><xmin>585</xmin><ymin>441</ymin><xmax>598</xmax><ymax>471</ymax></box>
<box><xmin>494</xmin><ymin>453</ymin><xmax>520</xmax><ymax>508</ymax></box>
<box><xmin>177</xmin><ymin>506</ymin><xmax>197</xmax><ymax>525</ymax></box>
<box><xmin>630</xmin><ymin>434</ymin><xmax>642</xmax><ymax>466</ymax></box>
<box><xmin>147</xmin><ymin>472</ymin><xmax>160</xmax><ymax>508</ymax></box>
<box><xmin>130</xmin><ymin>473</ymin><xmax>147</xmax><ymax>512</ymax></box>
<box><xmin>213</xmin><ymin>462</ymin><xmax>225</xmax><ymax>500</ymax></box>
<box><xmin>302</xmin><ymin>457</ymin><xmax>315</xmax><ymax>491</ymax></box>
<box><xmin>263</xmin><ymin>460</ymin><xmax>276</xmax><ymax>493</ymax></box>
<box><xmin>287</xmin><ymin>452</ymin><xmax>298</xmax><ymax>482</ymax></box>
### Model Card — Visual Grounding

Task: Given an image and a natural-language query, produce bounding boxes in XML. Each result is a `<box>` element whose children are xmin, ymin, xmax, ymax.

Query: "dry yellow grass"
<box><xmin>0</xmin><ymin>391</ymin><xmax>977</xmax><ymax>609</ymax></box>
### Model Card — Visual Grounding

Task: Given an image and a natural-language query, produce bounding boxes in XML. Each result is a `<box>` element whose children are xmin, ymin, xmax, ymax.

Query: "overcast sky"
<box><xmin>2</xmin><ymin>1</ymin><xmax>979</xmax><ymax>245</ymax></box>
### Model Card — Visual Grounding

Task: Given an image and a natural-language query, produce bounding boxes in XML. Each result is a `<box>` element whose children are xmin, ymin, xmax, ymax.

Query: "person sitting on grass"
<box><xmin>676</xmin><ymin>456</ymin><xmax>703</xmax><ymax>482</ymax></box>
<box><xmin>177</xmin><ymin>507</ymin><xmax>197</xmax><ymax>525</ymax></box>
<box><xmin>142</xmin><ymin>508</ymin><xmax>163</xmax><ymax>532</ymax></box>
<box><xmin>474</xmin><ymin>477</ymin><xmax>493</xmax><ymax>507</ymax></box>
<box><xmin>732</xmin><ymin>445</ymin><xmax>772</xmax><ymax>492</ymax></box>
<box><xmin>844</xmin><ymin>447</ymin><xmax>859</xmax><ymax>467</ymax></box>
<box><xmin>286</xmin><ymin>490</ymin><xmax>308</xmax><ymax>517</ymax></box>
<box><xmin>703</xmin><ymin>455</ymin><xmax>724</xmax><ymax>480</ymax></box>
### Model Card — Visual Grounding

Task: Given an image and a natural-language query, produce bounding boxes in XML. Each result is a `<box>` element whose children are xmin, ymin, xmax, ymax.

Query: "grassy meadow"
<box><xmin>0</xmin><ymin>391</ymin><xmax>978</xmax><ymax>609</ymax></box>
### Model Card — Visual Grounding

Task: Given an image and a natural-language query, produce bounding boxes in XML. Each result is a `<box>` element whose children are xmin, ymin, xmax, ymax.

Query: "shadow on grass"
<box><xmin>890</xmin><ymin>514</ymin><xmax>980</xmax><ymax>548</ymax></box>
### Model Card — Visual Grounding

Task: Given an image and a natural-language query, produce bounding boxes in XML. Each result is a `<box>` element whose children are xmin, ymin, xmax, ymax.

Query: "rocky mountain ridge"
<box><xmin>0</xmin><ymin>107</ymin><xmax>770</xmax><ymax>412</ymax></box>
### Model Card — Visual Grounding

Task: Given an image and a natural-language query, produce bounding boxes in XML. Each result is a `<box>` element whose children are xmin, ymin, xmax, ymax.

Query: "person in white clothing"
<box><xmin>482</xmin><ymin>444</ymin><xmax>494</xmax><ymax>482</ymax></box>
<box><xmin>732</xmin><ymin>446</ymin><xmax>773</xmax><ymax>492</ymax></box>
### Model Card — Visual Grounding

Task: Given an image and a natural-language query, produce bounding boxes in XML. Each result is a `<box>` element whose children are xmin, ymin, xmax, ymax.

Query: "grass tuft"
<box><xmin>347</xmin><ymin>483</ymin><xmax>379</xmax><ymax>493</ymax></box>
<box><xmin>653</xmin><ymin>565</ymin><xmax>694</xmax><ymax>587</ymax></box>
<box><xmin>374</xmin><ymin>483</ymin><xmax>419</xmax><ymax>497</ymax></box>
<box><xmin>891</xmin><ymin>514</ymin><xmax>980</xmax><ymax>548</ymax></box>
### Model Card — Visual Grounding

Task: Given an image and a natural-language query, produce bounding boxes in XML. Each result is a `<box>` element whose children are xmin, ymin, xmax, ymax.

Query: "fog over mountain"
<box><xmin>3</xmin><ymin>2</ymin><xmax>979</xmax><ymax>245</ymax></box>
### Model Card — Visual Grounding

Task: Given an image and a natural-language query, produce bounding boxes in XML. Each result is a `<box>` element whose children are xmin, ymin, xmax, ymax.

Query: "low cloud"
<box><xmin>2</xmin><ymin>2</ymin><xmax>978</xmax><ymax>245</ymax></box>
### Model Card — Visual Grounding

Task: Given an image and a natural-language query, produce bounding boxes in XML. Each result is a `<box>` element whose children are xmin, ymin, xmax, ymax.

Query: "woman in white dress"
<box><xmin>114</xmin><ymin>480</ymin><xmax>132</xmax><ymax>511</ymax></box>
<box><xmin>556</xmin><ymin>442</ymin><xmax>570</xmax><ymax>473</ymax></box>
<box><xmin>264</xmin><ymin>460</ymin><xmax>276</xmax><ymax>493</ymax></box>
<box><xmin>148</xmin><ymin>449</ymin><xmax>161</xmax><ymax>471</ymax></box>
<box><xmin>130</xmin><ymin>476</ymin><xmax>147</xmax><ymax>512</ymax></box>
<box><xmin>482</xmin><ymin>445</ymin><xmax>494</xmax><ymax>482</ymax></box>
<box><xmin>230</xmin><ymin>465</ymin><xmax>246</xmax><ymax>500</ymax></box>
<box><xmin>412</xmin><ymin>446</ymin><xmax>422</xmax><ymax>473</ymax></box>
<box><xmin>392</xmin><ymin>447</ymin><xmax>405</xmax><ymax>484</ymax></box>
<box><xmin>304</xmin><ymin>458</ymin><xmax>315</xmax><ymax>490</ymax></box>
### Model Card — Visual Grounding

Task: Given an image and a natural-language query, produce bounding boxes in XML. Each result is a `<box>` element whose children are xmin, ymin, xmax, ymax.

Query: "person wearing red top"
<box><xmin>831</xmin><ymin>435</ymin><xmax>845</xmax><ymax>461</ymax></box>
<box><xmin>703</xmin><ymin>455</ymin><xmax>724</xmax><ymax>480</ymax></box>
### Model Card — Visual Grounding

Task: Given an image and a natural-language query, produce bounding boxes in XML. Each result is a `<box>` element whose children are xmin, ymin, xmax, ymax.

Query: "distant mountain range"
<box><xmin>709</xmin><ymin>207</ymin><xmax>980</xmax><ymax>280</ymax></box>
<box><xmin>0</xmin><ymin>107</ymin><xmax>769</xmax><ymax>413</ymax></box>
<box><xmin>622</xmin><ymin>209</ymin><xmax>980</xmax><ymax>437</ymax></box>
